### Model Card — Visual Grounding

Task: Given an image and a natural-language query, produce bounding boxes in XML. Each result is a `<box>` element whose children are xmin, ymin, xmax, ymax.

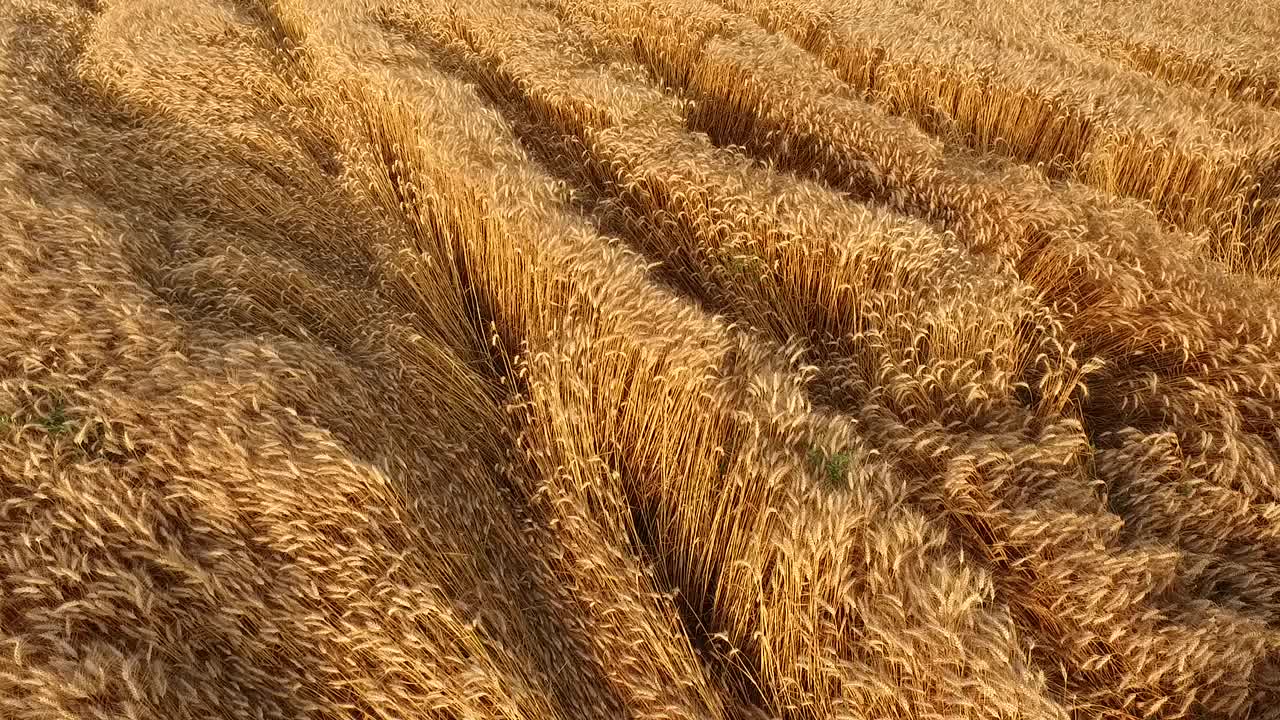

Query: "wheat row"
<box><xmin>1</xmin><ymin>0</ymin><xmax>1279</xmax><ymax>719</ymax></box>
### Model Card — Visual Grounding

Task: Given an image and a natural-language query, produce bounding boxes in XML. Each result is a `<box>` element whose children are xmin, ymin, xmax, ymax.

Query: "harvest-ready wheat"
<box><xmin>2</xmin><ymin>0</ymin><xmax>1278</xmax><ymax>719</ymax></box>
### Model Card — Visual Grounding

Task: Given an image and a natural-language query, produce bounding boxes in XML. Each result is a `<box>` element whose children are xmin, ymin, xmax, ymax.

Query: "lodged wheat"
<box><xmin>2</xmin><ymin>0</ymin><xmax>1280</xmax><ymax>719</ymax></box>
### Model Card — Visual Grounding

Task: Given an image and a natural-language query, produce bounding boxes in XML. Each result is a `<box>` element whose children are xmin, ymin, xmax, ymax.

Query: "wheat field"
<box><xmin>2</xmin><ymin>0</ymin><xmax>1279</xmax><ymax>718</ymax></box>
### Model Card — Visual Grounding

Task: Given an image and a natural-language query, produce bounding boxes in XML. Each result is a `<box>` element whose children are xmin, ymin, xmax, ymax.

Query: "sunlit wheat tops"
<box><xmin>2</xmin><ymin>0</ymin><xmax>1279</xmax><ymax>719</ymax></box>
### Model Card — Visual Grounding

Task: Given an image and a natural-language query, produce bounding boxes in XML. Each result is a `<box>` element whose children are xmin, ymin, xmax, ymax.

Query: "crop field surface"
<box><xmin>2</xmin><ymin>0</ymin><xmax>1280</xmax><ymax>718</ymax></box>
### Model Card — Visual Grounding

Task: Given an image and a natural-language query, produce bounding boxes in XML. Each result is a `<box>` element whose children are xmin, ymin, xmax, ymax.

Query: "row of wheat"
<box><xmin>1033</xmin><ymin>0</ymin><xmax>1280</xmax><ymax>108</ymax></box>
<box><xmin>717</xmin><ymin>0</ymin><xmax>1280</xmax><ymax>275</ymax></box>
<box><xmin>409</xmin><ymin>1</ymin><xmax>1280</xmax><ymax>716</ymax></box>
<box><xmin>1</xmin><ymin>0</ymin><xmax>1278</xmax><ymax>719</ymax></box>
